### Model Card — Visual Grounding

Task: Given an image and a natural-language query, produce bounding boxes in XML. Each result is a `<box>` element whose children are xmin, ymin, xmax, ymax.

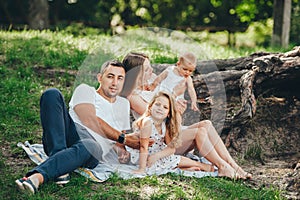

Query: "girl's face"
<box><xmin>150</xmin><ymin>95</ymin><xmax>170</xmax><ymax>121</ymax></box>
<box><xmin>143</xmin><ymin>58</ymin><xmax>153</xmax><ymax>81</ymax></box>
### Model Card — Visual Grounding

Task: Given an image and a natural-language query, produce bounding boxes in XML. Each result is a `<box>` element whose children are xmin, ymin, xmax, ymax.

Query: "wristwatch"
<box><xmin>117</xmin><ymin>133</ymin><xmax>126</xmax><ymax>144</ymax></box>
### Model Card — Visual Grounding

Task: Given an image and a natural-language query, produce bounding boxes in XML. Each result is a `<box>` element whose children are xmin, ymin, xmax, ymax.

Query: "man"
<box><xmin>15</xmin><ymin>60</ymin><xmax>140</xmax><ymax>194</ymax></box>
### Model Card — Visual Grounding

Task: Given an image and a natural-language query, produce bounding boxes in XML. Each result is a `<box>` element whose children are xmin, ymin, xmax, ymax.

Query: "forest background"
<box><xmin>1</xmin><ymin>0</ymin><xmax>300</xmax><ymax>47</ymax></box>
<box><xmin>0</xmin><ymin>0</ymin><xmax>299</xmax><ymax>199</ymax></box>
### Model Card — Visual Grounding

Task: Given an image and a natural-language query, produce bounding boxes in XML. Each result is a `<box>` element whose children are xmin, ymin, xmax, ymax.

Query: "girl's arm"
<box><xmin>147</xmin><ymin>129</ymin><xmax>176</xmax><ymax>167</ymax></box>
<box><xmin>134</xmin><ymin>119</ymin><xmax>152</xmax><ymax>173</ymax></box>
<box><xmin>186</xmin><ymin>76</ymin><xmax>199</xmax><ymax>111</ymax></box>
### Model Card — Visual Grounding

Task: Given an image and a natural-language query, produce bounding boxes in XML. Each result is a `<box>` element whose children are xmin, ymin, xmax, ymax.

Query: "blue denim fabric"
<box><xmin>26</xmin><ymin>88</ymin><xmax>99</xmax><ymax>182</ymax></box>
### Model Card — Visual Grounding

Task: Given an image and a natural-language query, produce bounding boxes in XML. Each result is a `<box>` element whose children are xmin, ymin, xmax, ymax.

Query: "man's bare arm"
<box><xmin>74</xmin><ymin>103</ymin><xmax>119</xmax><ymax>140</ymax></box>
<box><xmin>74</xmin><ymin>103</ymin><xmax>140</xmax><ymax>149</ymax></box>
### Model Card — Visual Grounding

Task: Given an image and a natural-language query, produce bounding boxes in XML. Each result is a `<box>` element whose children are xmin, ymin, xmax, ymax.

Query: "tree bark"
<box><xmin>153</xmin><ymin>46</ymin><xmax>300</xmax><ymax>150</ymax></box>
<box><xmin>272</xmin><ymin>0</ymin><xmax>292</xmax><ymax>48</ymax></box>
<box><xmin>28</xmin><ymin>0</ymin><xmax>49</xmax><ymax>30</ymax></box>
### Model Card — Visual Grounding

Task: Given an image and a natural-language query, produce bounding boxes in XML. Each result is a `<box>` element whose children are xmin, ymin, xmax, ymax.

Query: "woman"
<box><xmin>120</xmin><ymin>52</ymin><xmax>252</xmax><ymax>179</ymax></box>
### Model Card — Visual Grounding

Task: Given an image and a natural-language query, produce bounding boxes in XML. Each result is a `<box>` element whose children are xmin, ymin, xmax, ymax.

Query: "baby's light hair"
<box><xmin>179</xmin><ymin>52</ymin><xmax>197</xmax><ymax>67</ymax></box>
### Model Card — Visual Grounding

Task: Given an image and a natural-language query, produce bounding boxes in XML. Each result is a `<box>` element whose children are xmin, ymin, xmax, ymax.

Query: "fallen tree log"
<box><xmin>153</xmin><ymin>46</ymin><xmax>300</xmax><ymax>150</ymax></box>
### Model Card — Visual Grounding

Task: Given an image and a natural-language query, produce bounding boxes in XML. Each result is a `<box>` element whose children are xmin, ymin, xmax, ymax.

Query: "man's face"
<box><xmin>98</xmin><ymin>65</ymin><xmax>125</xmax><ymax>100</ymax></box>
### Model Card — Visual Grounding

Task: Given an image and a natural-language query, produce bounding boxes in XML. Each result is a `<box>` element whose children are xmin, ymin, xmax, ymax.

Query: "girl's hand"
<box><xmin>147</xmin><ymin>154</ymin><xmax>158</xmax><ymax>167</ymax></box>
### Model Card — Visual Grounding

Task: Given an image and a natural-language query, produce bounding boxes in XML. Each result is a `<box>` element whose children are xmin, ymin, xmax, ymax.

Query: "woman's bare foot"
<box><xmin>232</xmin><ymin>166</ymin><xmax>252</xmax><ymax>179</ymax></box>
<box><xmin>218</xmin><ymin>163</ymin><xmax>241</xmax><ymax>179</ymax></box>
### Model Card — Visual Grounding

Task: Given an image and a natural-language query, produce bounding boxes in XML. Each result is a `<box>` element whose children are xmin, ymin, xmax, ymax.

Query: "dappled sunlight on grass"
<box><xmin>0</xmin><ymin>29</ymin><xmax>286</xmax><ymax>200</ymax></box>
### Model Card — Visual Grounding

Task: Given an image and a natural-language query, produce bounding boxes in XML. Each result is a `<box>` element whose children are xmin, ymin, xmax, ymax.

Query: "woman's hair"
<box><xmin>120</xmin><ymin>52</ymin><xmax>149</xmax><ymax>97</ymax></box>
<box><xmin>133</xmin><ymin>91</ymin><xmax>181</xmax><ymax>148</ymax></box>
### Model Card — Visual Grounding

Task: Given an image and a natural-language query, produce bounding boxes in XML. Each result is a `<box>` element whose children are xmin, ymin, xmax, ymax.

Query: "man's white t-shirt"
<box><xmin>69</xmin><ymin>84</ymin><xmax>131</xmax><ymax>158</ymax></box>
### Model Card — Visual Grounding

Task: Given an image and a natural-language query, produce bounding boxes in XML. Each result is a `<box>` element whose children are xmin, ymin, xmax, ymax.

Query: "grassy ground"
<box><xmin>0</xmin><ymin>29</ymin><xmax>286</xmax><ymax>199</ymax></box>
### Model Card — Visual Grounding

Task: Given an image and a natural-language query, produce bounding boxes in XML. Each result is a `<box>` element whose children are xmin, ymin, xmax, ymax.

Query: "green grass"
<box><xmin>0</xmin><ymin>29</ymin><xmax>286</xmax><ymax>199</ymax></box>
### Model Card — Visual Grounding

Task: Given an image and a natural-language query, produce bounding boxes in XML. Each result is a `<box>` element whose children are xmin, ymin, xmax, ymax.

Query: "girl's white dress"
<box><xmin>126</xmin><ymin>117</ymin><xmax>181</xmax><ymax>175</ymax></box>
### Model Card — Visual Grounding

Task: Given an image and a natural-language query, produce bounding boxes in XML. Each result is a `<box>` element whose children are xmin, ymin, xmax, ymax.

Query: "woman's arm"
<box><xmin>128</xmin><ymin>94</ymin><xmax>148</xmax><ymax>116</ymax></box>
<box><xmin>148</xmin><ymin>69</ymin><xmax>168</xmax><ymax>90</ymax></box>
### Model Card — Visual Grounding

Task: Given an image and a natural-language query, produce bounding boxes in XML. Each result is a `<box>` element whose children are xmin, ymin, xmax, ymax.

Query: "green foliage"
<box><xmin>291</xmin><ymin>2</ymin><xmax>300</xmax><ymax>45</ymax></box>
<box><xmin>0</xmin><ymin>29</ymin><xmax>287</xmax><ymax>200</ymax></box>
<box><xmin>243</xmin><ymin>19</ymin><xmax>273</xmax><ymax>47</ymax></box>
<box><xmin>62</xmin><ymin>23</ymin><xmax>104</xmax><ymax>36</ymax></box>
<box><xmin>0</xmin><ymin>0</ymin><xmax>274</xmax><ymax>34</ymax></box>
<box><xmin>235</xmin><ymin>0</ymin><xmax>273</xmax><ymax>23</ymax></box>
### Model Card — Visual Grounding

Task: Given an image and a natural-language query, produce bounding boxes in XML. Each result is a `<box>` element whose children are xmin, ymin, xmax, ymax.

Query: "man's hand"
<box><xmin>125</xmin><ymin>132</ymin><xmax>140</xmax><ymax>149</ymax></box>
<box><xmin>125</xmin><ymin>132</ymin><xmax>155</xmax><ymax>149</ymax></box>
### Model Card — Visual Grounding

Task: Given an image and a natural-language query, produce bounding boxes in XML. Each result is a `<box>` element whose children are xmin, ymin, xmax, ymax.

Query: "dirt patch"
<box><xmin>227</xmin><ymin>95</ymin><xmax>300</xmax><ymax>199</ymax></box>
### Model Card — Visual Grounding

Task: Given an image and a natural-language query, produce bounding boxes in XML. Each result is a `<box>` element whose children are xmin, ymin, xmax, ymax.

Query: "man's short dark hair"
<box><xmin>100</xmin><ymin>60</ymin><xmax>124</xmax><ymax>74</ymax></box>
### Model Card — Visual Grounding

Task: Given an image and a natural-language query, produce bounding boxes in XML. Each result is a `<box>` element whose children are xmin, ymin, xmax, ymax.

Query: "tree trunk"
<box><xmin>272</xmin><ymin>0</ymin><xmax>292</xmax><ymax>48</ymax></box>
<box><xmin>28</xmin><ymin>0</ymin><xmax>49</xmax><ymax>30</ymax></box>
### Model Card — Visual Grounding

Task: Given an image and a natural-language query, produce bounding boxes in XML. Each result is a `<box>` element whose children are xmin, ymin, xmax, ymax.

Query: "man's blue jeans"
<box><xmin>26</xmin><ymin>88</ymin><xmax>99</xmax><ymax>182</ymax></box>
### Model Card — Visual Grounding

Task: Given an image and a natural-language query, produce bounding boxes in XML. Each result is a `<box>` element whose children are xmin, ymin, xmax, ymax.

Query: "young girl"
<box><xmin>130</xmin><ymin>91</ymin><xmax>214</xmax><ymax>174</ymax></box>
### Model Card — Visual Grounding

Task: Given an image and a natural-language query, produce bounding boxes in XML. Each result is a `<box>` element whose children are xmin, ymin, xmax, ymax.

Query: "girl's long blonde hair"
<box><xmin>133</xmin><ymin>91</ymin><xmax>182</xmax><ymax>148</ymax></box>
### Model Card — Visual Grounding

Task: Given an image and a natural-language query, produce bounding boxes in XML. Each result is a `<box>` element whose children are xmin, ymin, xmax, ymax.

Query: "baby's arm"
<box><xmin>134</xmin><ymin>119</ymin><xmax>152</xmax><ymax>174</ymax></box>
<box><xmin>187</xmin><ymin>76</ymin><xmax>199</xmax><ymax>111</ymax></box>
<box><xmin>147</xmin><ymin>69</ymin><xmax>168</xmax><ymax>91</ymax></box>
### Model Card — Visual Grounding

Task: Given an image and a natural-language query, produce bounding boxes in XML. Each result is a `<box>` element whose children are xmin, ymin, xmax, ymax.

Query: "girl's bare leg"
<box><xmin>190</xmin><ymin>120</ymin><xmax>252</xmax><ymax>179</ymax></box>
